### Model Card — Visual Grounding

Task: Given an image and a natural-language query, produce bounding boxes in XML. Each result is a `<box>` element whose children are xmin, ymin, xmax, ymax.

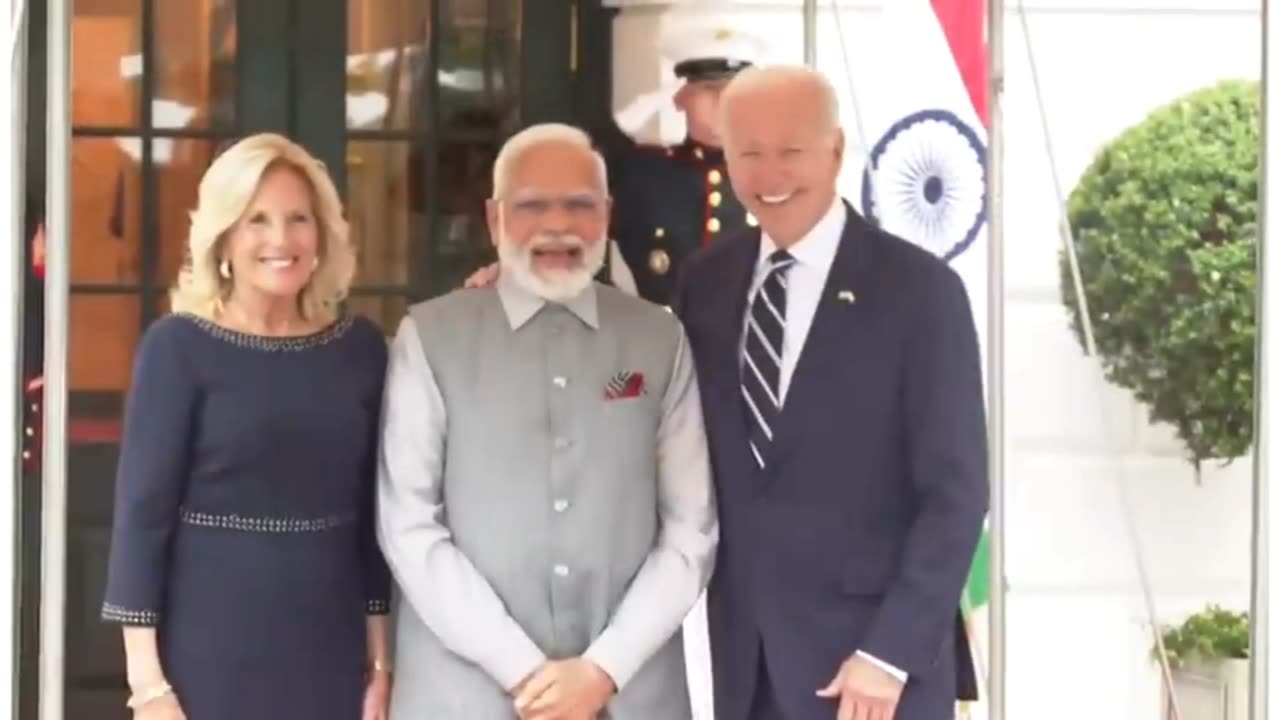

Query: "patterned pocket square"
<box><xmin>604</xmin><ymin>371</ymin><xmax>646</xmax><ymax>400</ymax></box>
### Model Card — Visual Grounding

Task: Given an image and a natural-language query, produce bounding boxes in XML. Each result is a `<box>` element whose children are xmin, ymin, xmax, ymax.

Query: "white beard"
<box><xmin>498</xmin><ymin>231</ymin><xmax>607</xmax><ymax>303</ymax></box>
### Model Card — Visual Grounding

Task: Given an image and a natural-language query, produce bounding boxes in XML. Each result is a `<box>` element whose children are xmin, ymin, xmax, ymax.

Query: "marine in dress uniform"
<box><xmin>597</xmin><ymin>25</ymin><xmax>770</xmax><ymax>306</ymax></box>
<box><xmin>22</xmin><ymin>206</ymin><xmax>44</xmax><ymax>474</ymax></box>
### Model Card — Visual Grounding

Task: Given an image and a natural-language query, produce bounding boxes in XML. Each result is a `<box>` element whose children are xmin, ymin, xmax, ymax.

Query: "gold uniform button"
<box><xmin>649</xmin><ymin>249</ymin><xmax>671</xmax><ymax>275</ymax></box>
<box><xmin>707</xmin><ymin>169</ymin><xmax>722</xmax><ymax>185</ymax></box>
<box><xmin>708</xmin><ymin>191</ymin><xmax>722</xmax><ymax>207</ymax></box>
<box><xmin>707</xmin><ymin>217</ymin><xmax>721</xmax><ymax>233</ymax></box>
<box><xmin>654</xmin><ymin>227</ymin><xmax>665</xmax><ymax>238</ymax></box>
<box><xmin>694</xmin><ymin>147</ymin><xmax>704</xmax><ymax>160</ymax></box>
<box><xmin>746</xmin><ymin>213</ymin><xmax>758</xmax><ymax>227</ymax></box>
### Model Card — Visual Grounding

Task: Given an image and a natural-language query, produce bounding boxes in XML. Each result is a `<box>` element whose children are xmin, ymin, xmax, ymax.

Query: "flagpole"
<box><xmin>985</xmin><ymin>0</ymin><xmax>1007</xmax><ymax>716</ymax></box>
<box><xmin>40</xmin><ymin>0</ymin><xmax>71</xmax><ymax>718</ymax></box>
<box><xmin>1252</xmin><ymin>0</ymin><xmax>1277</xmax><ymax>716</ymax></box>
<box><xmin>803</xmin><ymin>0</ymin><xmax>816</xmax><ymax>66</ymax></box>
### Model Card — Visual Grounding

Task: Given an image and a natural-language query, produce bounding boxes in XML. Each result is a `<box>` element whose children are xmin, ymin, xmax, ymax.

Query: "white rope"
<box><xmin>1013</xmin><ymin>2</ymin><xmax>1183</xmax><ymax>717</ymax></box>
<box><xmin>829</xmin><ymin>0</ymin><xmax>870</xmax><ymax>157</ymax></box>
<box><xmin>9</xmin><ymin>0</ymin><xmax>27</xmax><ymax>61</ymax></box>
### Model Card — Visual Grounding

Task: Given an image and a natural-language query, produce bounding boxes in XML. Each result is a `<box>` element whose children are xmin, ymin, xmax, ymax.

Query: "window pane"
<box><xmin>439</xmin><ymin>0</ymin><xmax>521</xmax><ymax>127</ymax></box>
<box><xmin>154</xmin><ymin>139</ymin><xmax>223</xmax><ymax>288</ymax></box>
<box><xmin>347</xmin><ymin>140</ymin><xmax>425</xmax><ymax>286</ymax></box>
<box><xmin>346</xmin><ymin>0</ymin><xmax>432</xmax><ymax>130</ymax></box>
<box><xmin>73</xmin><ymin>0</ymin><xmax>142</xmax><ymax>127</ymax></box>
<box><xmin>153</xmin><ymin>0</ymin><xmax>238</xmax><ymax>129</ymax></box>
<box><xmin>71</xmin><ymin>138</ymin><xmax>142</xmax><ymax>284</ymax></box>
<box><xmin>69</xmin><ymin>294</ymin><xmax>140</xmax><ymax>398</ymax></box>
<box><xmin>68</xmin><ymin>294</ymin><xmax>140</xmax><ymax>449</ymax></box>
<box><xmin>346</xmin><ymin>295</ymin><xmax>408</xmax><ymax>338</ymax></box>
<box><xmin>432</xmin><ymin>132</ymin><xmax>499</xmax><ymax>293</ymax></box>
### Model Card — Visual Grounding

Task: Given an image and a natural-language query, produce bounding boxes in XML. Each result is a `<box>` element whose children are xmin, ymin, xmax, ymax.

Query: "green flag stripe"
<box><xmin>963</xmin><ymin>527</ymin><xmax>990</xmax><ymax>612</ymax></box>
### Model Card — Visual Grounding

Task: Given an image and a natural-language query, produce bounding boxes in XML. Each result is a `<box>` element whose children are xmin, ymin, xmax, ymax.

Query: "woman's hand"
<box><xmin>361</xmin><ymin>669</ymin><xmax>392</xmax><ymax>720</ymax></box>
<box><xmin>132</xmin><ymin>692</ymin><xmax>186</xmax><ymax>720</ymax></box>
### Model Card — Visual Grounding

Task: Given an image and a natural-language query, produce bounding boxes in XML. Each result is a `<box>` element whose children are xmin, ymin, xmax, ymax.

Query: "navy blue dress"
<box><xmin>101</xmin><ymin>312</ymin><xmax>392</xmax><ymax>719</ymax></box>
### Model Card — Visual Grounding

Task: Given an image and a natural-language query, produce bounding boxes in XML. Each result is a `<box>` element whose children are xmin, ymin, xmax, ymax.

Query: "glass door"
<box><xmin>340</xmin><ymin>0</ymin><xmax>525</xmax><ymax>328</ymax></box>
<box><xmin>27</xmin><ymin>0</ymin><xmax>603</xmax><ymax>716</ymax></box>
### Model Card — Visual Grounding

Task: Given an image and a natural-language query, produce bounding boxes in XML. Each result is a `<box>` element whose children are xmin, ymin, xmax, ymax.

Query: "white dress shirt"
<box><xmin>742</xmin><ymin>197</ymin><xmax>910</xmax><ymax>684</ymax></box>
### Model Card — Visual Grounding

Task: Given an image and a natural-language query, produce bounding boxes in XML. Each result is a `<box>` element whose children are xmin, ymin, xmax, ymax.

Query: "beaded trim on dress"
<box><xmin>176</xmin><ymin>312</ymin><xmax>353</xmax><ymax>351</ymax></box>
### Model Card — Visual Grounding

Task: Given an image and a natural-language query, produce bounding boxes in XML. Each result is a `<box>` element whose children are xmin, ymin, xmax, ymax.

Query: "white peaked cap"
<box><xmin>659</xmin><ymin>23</ymin><xmax>772</xmax><ymax>73</ymax></box>
<box><xmin>613</xmin><ymin>22</ymin><xmax>772</xmax><ymax>138</ymax></box>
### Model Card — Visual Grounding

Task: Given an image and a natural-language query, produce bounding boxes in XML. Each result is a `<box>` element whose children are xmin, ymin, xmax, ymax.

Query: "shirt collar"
<box><xmin>496</xmin><ymin>272</ymin><xmax>600</xmax><ymax>331</ymax></box>
<box><xmin>757</xmin><ymin>197</ymin><xmax>846</xmax><ymax>273</ymax></box>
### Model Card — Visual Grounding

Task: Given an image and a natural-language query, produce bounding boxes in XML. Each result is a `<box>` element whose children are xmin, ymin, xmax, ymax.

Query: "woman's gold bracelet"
<box><xmin>125</xmin><ymin>681</ymin><xmax>173</xmax><ymax>709</ymax></box>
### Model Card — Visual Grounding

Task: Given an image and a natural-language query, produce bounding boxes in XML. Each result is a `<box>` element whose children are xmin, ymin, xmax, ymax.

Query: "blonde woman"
<box><xmin>100</xmin><ymin>133</ymin><xmax>392</xmax><ymax>720</ymax></box>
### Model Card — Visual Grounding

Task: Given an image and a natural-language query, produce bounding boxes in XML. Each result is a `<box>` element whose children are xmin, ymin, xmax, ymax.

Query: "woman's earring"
<box><xmin>219</xmin><ymin>259</ymin><xmax>232</xmax><ymax>279</ymax></box>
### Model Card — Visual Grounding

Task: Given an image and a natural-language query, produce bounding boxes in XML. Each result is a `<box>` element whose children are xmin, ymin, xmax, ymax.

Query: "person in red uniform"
<box><xmin>596</xmin><ymin>24</ymin><xmax>770</xmax><ymax>306</ymax></box>
<box><xmin>22</xmin><ymin>196</ymin><xmax>44</xmax><ymax>474</ymax></box>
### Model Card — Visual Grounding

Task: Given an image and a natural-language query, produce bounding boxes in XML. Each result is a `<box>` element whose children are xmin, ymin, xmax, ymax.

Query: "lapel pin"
<box><xmin>837</xmin><ymin>290</ymin><xmax>856</xmax><ymax>304</ymax></box>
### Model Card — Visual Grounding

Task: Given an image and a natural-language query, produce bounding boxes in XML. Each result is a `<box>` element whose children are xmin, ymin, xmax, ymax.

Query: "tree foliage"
<box><xmin>1061</xmin><ymin>80</ymin><xmax>1259</xmax><ymax>467</ymax></box>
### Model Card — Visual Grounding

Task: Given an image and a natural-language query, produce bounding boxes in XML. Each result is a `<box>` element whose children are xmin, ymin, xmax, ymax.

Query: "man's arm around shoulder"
<box><xmin>581</xmin><ymin>321</ymin><xmax>719</xmax><ymax>689</ymax></box>
<box><xmin>858</xmin><ymin>265</ymin><xmax>989</xmax><ymax>677</ymax></box>
<box><xmin>376</xmin><ymin>315</ymin><xmax>547</xmax><ymax>692</ymax></box>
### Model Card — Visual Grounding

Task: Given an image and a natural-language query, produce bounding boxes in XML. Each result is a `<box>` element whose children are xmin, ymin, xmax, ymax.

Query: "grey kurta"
<box><xmin>376</xmin><ymin>276</ymin><xmax>718</xmax><ymax>719</ymax></box>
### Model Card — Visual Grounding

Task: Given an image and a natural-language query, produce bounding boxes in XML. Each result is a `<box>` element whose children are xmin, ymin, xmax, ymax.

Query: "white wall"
<box><xmin>609</xmin><ymin>2</ymin><xmax>1260</xmax><ymax>719</ymax></box>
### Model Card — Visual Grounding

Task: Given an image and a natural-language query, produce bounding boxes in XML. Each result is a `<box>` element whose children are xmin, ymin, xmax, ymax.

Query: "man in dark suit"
<box><xmin>673</xmin><ymin>64</ymin><xmax>988</xmax><ymax>720</ymax></box>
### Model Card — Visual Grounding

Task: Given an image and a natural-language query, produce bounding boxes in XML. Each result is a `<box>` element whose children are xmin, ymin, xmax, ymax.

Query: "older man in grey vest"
<box><xmin>376</xmin><ymin>122</ymin><xmax>718</xmax><ymax>720</ymax></box>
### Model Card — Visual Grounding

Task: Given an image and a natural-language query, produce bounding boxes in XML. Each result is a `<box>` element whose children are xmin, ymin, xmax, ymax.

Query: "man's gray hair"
<box><xmin>491</xmin><ymin>123</ymin><xmax>608</xmax><ymax>199</ymax></box>
<box><xmin>717</xmin><ymin>65</ymin><xmax>841</xmax><ymax>138</ymax></box>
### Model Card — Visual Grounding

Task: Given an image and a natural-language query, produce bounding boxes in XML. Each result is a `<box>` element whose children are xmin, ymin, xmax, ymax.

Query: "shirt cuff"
<box><xmin>857</xmin><ymin>650</ymin><xmax>908</xmax><ymax>683</ymax></box>
<box><xmin>582</xmin><ymin>628</ymin><xmax>639</xmax><ymax>691</ymax></box>
<box><xmin>487</xmin><ymin>639</ymin><xmax>547</xmax><ymax>694</ymax></box>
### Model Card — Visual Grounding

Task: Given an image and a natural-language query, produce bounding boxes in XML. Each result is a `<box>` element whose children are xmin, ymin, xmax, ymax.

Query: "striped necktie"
<box><xmin>741</xmin><ymin>249</ymin><xmax>796</xmax><ymax>469</ymax></box>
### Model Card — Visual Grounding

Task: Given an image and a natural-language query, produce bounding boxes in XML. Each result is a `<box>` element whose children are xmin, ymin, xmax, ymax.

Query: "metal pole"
<box><xmin>1253</xmin><ymin>1</ymin><xmax>1277</xmax><ymax>717</ymax></box>
<box><xmin>803</xmin><ymin>0</ymin><xmax>816</xmax><ymax>66</ymax></box>
<box><xmin>985</xmin><ymin>0</ymin><xmax>1006</xmax><ymax>716</ymax></box>
<box><xmin>4</xmin><ymin>3</ymin><xmax>31</xmax><ymax>718</ymax></box>
<box><xmin>40</xmin><ymin>0</ymin><xmax>70</xmax><ymax>717</ymax></box>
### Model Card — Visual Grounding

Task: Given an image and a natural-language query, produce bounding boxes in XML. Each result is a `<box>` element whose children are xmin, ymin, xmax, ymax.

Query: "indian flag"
<box><xmin>854</xmin><ymin>0</ymin><xmax>990</xmax><ymax>716</ymax></box>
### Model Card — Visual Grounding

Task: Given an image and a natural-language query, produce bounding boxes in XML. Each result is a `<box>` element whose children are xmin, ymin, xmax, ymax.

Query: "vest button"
<box><xmin>553</xmin><ymin>437</ymin><xmax>570</xmax><ymax>450</ymax></box>
<box><xmin>553</xmin><ymin>498</ymin><xmax>569</xmax><ymax>512</ymax></box>
<box><xmin>552</xmin><ymin>376</ymin><xmax>567</xmax><ymax>388</ymax></box>
<box><xmin>553</xmin><ymin>564</ymin><xmax>570</xmax><ymax>577</ymax></box>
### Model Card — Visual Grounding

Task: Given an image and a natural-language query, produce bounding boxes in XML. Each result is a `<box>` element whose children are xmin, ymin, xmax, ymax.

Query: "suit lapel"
<box><xmin>769</xmin><ymin>202</ymin><xmax>875</xmax><ymax>465</ymax></box>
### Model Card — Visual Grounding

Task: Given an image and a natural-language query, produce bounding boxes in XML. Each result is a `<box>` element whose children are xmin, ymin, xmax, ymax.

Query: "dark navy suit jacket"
<box><xmin>672</xmin><ymin>201</ymin><xmax>988</xmax><ymax>720</ymax></box>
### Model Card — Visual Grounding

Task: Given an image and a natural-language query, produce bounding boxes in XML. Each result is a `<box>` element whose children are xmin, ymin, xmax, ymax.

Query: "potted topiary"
<box><xmin>1060</xmin><ymin>79</ymin><xmax>1259</xmax><ymax>472</ymax></box>
<box><xmin>1156</xmin><ymin>605</ymin><xmax>1250</xmax><ymax>719</ymax></box>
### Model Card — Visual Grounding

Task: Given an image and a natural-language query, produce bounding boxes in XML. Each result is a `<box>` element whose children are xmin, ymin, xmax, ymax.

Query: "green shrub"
<box><xmin>1157</xmin><ymin>605</ymin><xmax>1249</xmax><ymax>669</ymax></box>
<box><xmin>1061</xmin><ymin>80</ymin><xmax>1259</xmax><ymax>467</ymax></box>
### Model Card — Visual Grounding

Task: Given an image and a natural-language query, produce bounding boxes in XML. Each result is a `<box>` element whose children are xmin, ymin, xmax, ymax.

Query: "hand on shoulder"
<box><xmin>463</xmin><ymin>263</ymin><xmax>500</xmax><ymax>289</ymax></box>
